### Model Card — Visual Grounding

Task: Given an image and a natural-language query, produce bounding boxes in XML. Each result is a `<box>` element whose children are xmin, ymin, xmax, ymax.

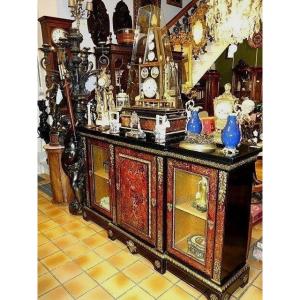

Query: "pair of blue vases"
<box><xmin>187</xmin><ymin>111</ymin><xmax>240</xmax><ymax>150</ymax></box>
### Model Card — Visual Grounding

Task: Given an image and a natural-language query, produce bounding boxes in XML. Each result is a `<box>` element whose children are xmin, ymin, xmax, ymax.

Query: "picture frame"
<box><xmin>167</xmin><ymin>0</ymin><xmax>182</xmax><ymax>8</ymax></box>
<box><xmin>133</xmin><ymin>0</ymin><xmax>161</xmax><ymax>25</ymax></box>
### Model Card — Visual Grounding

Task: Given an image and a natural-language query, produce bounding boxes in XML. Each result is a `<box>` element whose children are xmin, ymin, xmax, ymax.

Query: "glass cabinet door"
<box><xmin>167</xmin><ymin>159</ymin><xmax>218</xmax><ymax>276</ymax></box>
<box><xmin>88</xmin><ymin>140</ymin><xmax>112</xmax><ymax>219</ymax></box>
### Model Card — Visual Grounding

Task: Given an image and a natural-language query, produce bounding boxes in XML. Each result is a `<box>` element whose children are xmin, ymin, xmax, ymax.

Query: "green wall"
<box><xmin>215</xmin><ymin>39</ymin><xmax>262</xmax><ymax>88</ymax></box>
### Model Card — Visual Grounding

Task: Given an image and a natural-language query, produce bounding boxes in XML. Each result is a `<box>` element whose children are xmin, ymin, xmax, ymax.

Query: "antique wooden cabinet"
<box><xmin>80</xmin><ymin>127</ymin><xmax>259</xmax><ymax>299</ymax></box>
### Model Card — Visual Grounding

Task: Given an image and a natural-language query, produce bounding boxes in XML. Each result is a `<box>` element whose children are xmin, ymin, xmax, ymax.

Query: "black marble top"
<box><xmin>79</xmin><ymin>126</ymin><xmax>261</xmax><ymax>166</ymax></box>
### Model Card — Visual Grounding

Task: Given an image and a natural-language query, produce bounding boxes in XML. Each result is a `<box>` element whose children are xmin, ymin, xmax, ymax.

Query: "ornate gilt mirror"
<box><xmin>189</xmin><ymin>2</ymin><xmax>208</xmax><ymax>56</ymax></box>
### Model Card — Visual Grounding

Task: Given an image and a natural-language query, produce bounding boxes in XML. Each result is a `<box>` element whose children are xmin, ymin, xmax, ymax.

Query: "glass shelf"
<box><xmin>175</xmin><ymin>202</ymin><xmax>207</xmax><ymax>220</ymax></box>
<box><xmin>94</xmin><ymin>169</ymin><xmax>109</xmax><ymax>180</ymax></box>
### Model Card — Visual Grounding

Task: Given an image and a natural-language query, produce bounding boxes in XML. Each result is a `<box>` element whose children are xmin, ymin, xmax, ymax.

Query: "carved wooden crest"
<box><xmin>87</xmin><ymin>0</ymin><xmax>110</xmax><ymax>46</ymax></box>
<box><xmin>113</xmin><ymin>0</ymin><xmax>133</xmax><ymax>33</ymax></box>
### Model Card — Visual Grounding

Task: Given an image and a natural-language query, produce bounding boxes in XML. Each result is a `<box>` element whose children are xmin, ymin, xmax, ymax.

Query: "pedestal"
<box><xmin>44</xmin><ymin>144</ymin><xmax>74</xmax><ymax>204</ymax></box>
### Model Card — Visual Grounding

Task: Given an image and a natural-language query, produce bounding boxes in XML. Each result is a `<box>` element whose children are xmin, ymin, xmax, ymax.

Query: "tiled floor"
<box><xmin>38</xmin><ymin>175</ymin><xmax>262</xmax><ymax>299</ymax></box>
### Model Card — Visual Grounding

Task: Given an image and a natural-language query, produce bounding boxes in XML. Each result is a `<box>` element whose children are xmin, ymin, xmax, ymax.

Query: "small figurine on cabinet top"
<box><xmin>109</xmin><ymin>111</ymin><xmax>121</xmax><ymax>134</ymax></box>
<box><xmin>154</xmin><ymin>115</ymin><xmax>170</xmax><ymax>143</ymax></box>
<box><xmin>95</xmin><ymin>64</ymin><xmax>116</xmax><ymax>129</ymax></box>
<box><xmin>125</xmin><ymin>111</ymin><xmax>146</xmax><ymax>139</ymax></box>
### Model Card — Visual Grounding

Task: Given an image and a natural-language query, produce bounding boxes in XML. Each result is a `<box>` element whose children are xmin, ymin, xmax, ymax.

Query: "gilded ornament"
<box><xmin>157</xmin><ymin>156</ymin><xmax>164</xmax><ymax>185</ymax></box>
<box><xmin>108</xmin><ymin>229</ymin><xmax>114</xmax><ymax>238</ymax></box>
<box><xmin>210</xmin><ymin>294</ymin><xmax>219</xmax><ymax>300</ymax></box>
<box><xmin>213</xmin><ymin>260</ymin><xmax>221</xmax><ymax>283</ymax></box>
<box><xmin>157</xmin><ymin>230</ymin><xmax>163</xmax><ymax>251</ymax></box>
<box><xmin>109</xmin><ymin>144</ymin><xmax>114</xmax><ymax>167</ymax></box>
<box><xmin>218</xmin><ymin>171</ymin><xmax>228</xmax><ymax>207</ymax></box>
<box><xmin>154</xmin><ymin>260</ymin><xmax>161</xmax><ymax>269</ymax></box>
<box><xmin>126</xmin><ymin>240</ymin><xmax>137</xmax><ymax>254</ymax></box>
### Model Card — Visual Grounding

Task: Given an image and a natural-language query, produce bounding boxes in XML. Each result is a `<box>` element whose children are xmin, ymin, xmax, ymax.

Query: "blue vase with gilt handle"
<box><xmin>221</xmin><ymin>114</ymin><xmax>241</xmax><ymax>150</ymax></box>
<box><xmin>187</xmin><ymin>110</ymin><xmax>202</xmax><ymax>134</ymax></box>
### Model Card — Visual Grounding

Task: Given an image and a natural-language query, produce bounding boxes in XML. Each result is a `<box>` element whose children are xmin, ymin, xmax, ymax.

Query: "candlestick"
<box><xmin>68</xmin><ymin>0</ymin><xmax>76</xmax><ymax>7</ymax></box>
<box><xmin>86</xmin><ymin>1</ymin><xmax>93</xmax><ymax>11</ymax></box>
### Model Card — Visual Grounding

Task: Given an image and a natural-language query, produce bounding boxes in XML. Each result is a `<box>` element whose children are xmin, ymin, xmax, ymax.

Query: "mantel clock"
<box><xmin>213</xmin><ymin>83</ymin><xmax>238</xmax><ymax>144</ymax></box>
<box><xmin>131</xmin><ymin>5</ymin><xmax>181</xmax><ymax>109</ymax></box>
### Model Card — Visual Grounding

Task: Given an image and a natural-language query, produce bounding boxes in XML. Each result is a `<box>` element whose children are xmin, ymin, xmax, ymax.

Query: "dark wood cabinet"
<box><xmin>232</xmin><ymin>60</ymin><xmax>262</xmax><ymax>103</ymax></box>
<box><xmin>81</xmin><ymin>128</ymin><xmax>259</xmax><ymax>299</ymax></box>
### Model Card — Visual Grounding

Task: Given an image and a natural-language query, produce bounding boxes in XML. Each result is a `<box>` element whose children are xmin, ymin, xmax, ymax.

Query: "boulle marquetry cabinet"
<box><xmin>80</xmin><ymin>127</ymin><xmax>259</xmax><ymax>300</ymax></box>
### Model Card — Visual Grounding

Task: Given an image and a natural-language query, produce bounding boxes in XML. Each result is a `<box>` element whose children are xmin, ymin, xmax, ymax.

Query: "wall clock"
<box><xmin>38</xmin><ymin>16</ymin><xmax>73</xmax><ymax>73</ymax></box>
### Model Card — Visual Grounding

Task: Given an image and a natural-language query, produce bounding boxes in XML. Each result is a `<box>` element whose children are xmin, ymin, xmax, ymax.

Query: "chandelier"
<box><xmin>206</xmin><ymin>0</ymin><xmax>262</xmax><ymax>45</ymax></box>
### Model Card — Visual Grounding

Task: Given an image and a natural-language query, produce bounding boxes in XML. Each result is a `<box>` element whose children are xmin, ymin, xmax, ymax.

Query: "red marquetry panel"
<box><xmin>115</xmin><ymin>147</ymin><xmax>157</xmax><ymax>246</ymax></box>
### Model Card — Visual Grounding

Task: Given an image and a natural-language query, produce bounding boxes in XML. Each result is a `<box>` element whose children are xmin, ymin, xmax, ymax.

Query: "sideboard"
<box><xmin>75</xmin><ymin>126</ymin><xmax>260</xmax><ymax>300</ymax></box>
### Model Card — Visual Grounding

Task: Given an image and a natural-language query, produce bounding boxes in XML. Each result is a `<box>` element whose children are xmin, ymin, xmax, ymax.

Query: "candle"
<box><xmin>68</xmin><ymin>0</ymin><xmax>75</xmax><ymax>7</ymax></box>
<box><xmin>86</xmin><ymin>1</ymin><xmax>93</xmax><ymax>11</ymax></box>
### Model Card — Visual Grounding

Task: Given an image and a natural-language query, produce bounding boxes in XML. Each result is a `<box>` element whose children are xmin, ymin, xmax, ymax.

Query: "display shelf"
<box><xmin>94</xmin><ymin>169</ymin><xmax>109</xmax><ymax>180</ymax></box>
<box><xmin>175</xmin><ymin>201</ymin><xmax>207</xmax><ymax>220</ymax></box>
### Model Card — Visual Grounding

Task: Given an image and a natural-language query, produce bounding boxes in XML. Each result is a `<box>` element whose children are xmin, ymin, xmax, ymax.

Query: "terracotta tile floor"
<box><xmin>38</xmin><ymin>174</ymin><xmax>262</xmax><ymax>299</ymax></box>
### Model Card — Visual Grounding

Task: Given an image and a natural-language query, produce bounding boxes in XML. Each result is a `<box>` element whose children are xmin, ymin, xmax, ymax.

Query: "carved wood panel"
<box><xmin>166</xmin><ymin>159</ymin><xmax>218</xmax><ymax>277</ymax></box>
<box><xmin>87</xmin><ymin>0</ymin><xmax>110</xmax><ymax>46</ymax></box>
<box><xmin>115</xmin><ymin>146</ymin><xmax>157</xmax><ymax>246</ymax></box>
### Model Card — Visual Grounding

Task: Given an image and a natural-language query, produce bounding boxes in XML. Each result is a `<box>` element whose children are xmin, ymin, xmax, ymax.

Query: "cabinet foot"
<box><xmin>240</xmin><ymin>273</ymin><xmax>249</xmax><ymax>288</ymax></box>
<box><xmin>82</xmin><ymin>209</ymin><xmax>89</xmax><ymax>221</ymax></box>
<box><xmin>126</xmin><ymin>240</ymin><xmax>138</xmax><ymax>254</ymax></box>
<box><xmin>153</xmin><ymin>259</ymin><xmax>166</xmax><ymax>274</ymax></box>
<box><xmin>108</xmin><ymin>229</ymin><xmax>116</xmax><ymax>240</ymax></box>
<box><xmin>69</xmin><ymin>199</ymin><xmax>82</xmax><ymax>215</ymax></box>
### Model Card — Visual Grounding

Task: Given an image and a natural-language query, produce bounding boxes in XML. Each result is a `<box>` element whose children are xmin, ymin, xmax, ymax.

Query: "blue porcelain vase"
<box><xmin>187</xmin><ymin>111</ymin><xmax>202</xmax><ymax>134</ymax></box>
<box><xmin>221</xmin><ymin>114</ymin><xmax>241</xmax><ymax>149</ymax></box>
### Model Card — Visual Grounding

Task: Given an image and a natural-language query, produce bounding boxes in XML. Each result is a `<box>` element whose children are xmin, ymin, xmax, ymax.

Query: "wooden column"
<box><xmin>44</xmin><ymin>144</ymin><xmax>74</xmax><ymax>204</ymax></box>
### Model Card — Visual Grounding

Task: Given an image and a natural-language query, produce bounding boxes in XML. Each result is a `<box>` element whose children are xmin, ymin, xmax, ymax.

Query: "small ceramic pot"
<box><xmin>221</xmin><ymin>114</ymin><xmax>241</xmax><ymax>150</ymax></box>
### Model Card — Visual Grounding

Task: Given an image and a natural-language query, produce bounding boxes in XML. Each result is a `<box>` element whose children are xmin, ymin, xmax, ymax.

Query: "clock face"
<box><xmin>148</xmin><ymin>41</ymin><xmax>155</xmax><ymax>51</ymax></box>
<box><xmin>148</xmin><ymin>51</ymin><xmax>155</xmax><ymax>62</ymax></box>
<box><xmin>143</xmin><ymin>77</ymin><xmax>157</xmax><ymax>98</ymax></box>
<box><xmin>215</xmin><ymin>102</ymin><xmax>233</xmax><ymax>120</ymax></box>
<box><xmin>51</xmin><ymin>28</ymin><xmax>67</xmax><ymax>45</ymax></box>
<box><xmin>141</xmin><ymin>67</ymin><xmax>149</xmax><ymax>79</ymax></box>
<box><xmin>151</xmin><ymin>67</ymin><xmax>159</xmax><ymax>78</ymax></box>
<box><xmin>148</xmin><ymin>31</ymin><xmax>154</xmax><ymax>43</ymax></box>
